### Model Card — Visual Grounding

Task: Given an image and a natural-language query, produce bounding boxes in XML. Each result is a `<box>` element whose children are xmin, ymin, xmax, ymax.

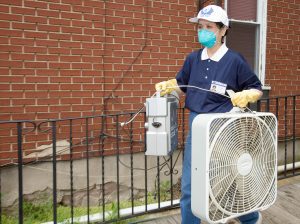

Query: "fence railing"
<box><xmin>0</xmin><ymin>94</ymin><xmax>299</xmax><ymax>224</ymax></box>
<box><xmin>255</xmin><ymin>94</ymin><xmax>300</xmax><ymax>177</ymax></box>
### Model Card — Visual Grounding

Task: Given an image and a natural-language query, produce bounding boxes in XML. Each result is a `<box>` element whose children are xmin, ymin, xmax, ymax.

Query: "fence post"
<box><xmin>17</xmin><ymin>122</ymin><xmax>23</xmax><ymax>224</ymax></box>
<box><xmin>85</xmin><ymin>118</ymin><xmax>90</xmax><ymax>223</ymax></box>
<box><xmin>69</xmin><ymin>120</ymin><xmax>74</xmax><ymax>223</ymax></box>
<box><xmin>52</xmin><ymin>121</ymin><xmax>57</xmax><ymax>224</ymax></box>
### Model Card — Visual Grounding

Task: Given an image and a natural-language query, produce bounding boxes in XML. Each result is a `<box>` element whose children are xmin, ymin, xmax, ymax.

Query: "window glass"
<box><xmin>227</xmin><ymin>0</ymin><xmax>257</xmax><ymax>21</ymax></box>
<box><xmin>225</xmin><ymin>0</ymin><xmax>267</xmax><ymax>82</ymax></box>
<box><xmin>226</xmin><ymin>22</ymin><xmax>257</xmax><ymax>71</ymax></box>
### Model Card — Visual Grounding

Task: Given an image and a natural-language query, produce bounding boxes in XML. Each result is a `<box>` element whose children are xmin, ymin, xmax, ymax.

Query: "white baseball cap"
<box><xmin>189</xmin><ymin>5</ymin><xmax>229</xmax><ymax>27</ymax></box>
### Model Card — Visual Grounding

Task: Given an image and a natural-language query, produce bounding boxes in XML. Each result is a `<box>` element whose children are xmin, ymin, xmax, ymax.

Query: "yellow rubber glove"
<box><xmin>155</xmin><ymin>78</ymin><xmax>178</xmax><ymax>96</ymax></box>
<box><xmin>231</xmin><ymin>89</ymin><xmax>262</xmax><ymax>108</ymax></box>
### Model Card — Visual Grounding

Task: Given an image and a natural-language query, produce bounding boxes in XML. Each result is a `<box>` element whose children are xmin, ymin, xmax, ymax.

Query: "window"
<box><xmin>225</xmin><ymin>0</ymin><xmax>268</xmax><ymax>85</ymax></box>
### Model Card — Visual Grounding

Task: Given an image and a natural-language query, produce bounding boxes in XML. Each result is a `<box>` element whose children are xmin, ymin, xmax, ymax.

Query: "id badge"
<box><xmin>210</xmin><ymin>81</ymin><xmax>227</xmax><ymax>95</ymax></box>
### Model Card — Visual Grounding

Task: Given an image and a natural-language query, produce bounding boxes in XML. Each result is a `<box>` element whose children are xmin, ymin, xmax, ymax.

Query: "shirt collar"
<box><xmin>201</xmin><ymin>44</ymin><xmax>228</xmax><ymax>62</ymax></box>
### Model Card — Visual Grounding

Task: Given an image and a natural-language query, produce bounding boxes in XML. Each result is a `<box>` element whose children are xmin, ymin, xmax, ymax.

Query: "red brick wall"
<box><xmin>265</xmin><ymin>0</ymin><xmax>300</xmax><ymax>141</ymax></box>
<box><xmin>1</xmin><ymin>0</ymin><xmax>298</xmax><ymax>122</ymax></box>
<box><xmin>265</xmin><ymin>0</ymin><xmax>300</xmax><ymax>96</ymax></box>
<box><xmin>0</xmin><ymin>0</ymin><xmax>199</xmax><ymax>165</ymax></box>
<box><xmin>0</xmin><ymin>0</ymin><xmax>199</xmax><ymax>122</ymax></box>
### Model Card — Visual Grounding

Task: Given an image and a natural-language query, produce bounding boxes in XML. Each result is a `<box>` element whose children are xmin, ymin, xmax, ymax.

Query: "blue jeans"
<box><xmin>180</xmin><ymin>112</ymin><xmax>259</xmax><ymax>224</ymax></box>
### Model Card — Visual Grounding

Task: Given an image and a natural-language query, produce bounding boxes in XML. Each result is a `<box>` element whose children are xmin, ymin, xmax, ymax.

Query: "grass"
<box><xmin>1</xmin><ymin>181</ymin><xmax>176</xmax><ymax>224</ymax></box>
<box><xmin>1</xmin><ymin>201</ymin><xmax>147</xmax><ymax>224</ymax></box>
<box><xmin>2</xmin><ymin>201</ymin><xmax>102</xmax><ymax>224</ymax></box>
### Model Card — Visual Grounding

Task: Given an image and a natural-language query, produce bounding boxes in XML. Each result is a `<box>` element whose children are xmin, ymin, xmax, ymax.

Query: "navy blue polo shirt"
<box><xmin>176</xmin><ymin>47</ymin><xmax>262</xmax><ymax>113</ymax></box>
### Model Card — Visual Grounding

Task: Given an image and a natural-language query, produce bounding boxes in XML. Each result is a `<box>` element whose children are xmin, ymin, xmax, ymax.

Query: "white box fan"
<box><xmin>191</xmin><ymin>112</ymin><xmax>277</xmax><ymax>223</ymax></box>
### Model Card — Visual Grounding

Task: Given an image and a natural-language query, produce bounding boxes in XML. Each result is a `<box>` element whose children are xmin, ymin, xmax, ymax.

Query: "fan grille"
<box><xmin>208</xmin><ymin>115</ymin><xmax>277</xmax><ymax>221</ymax></box>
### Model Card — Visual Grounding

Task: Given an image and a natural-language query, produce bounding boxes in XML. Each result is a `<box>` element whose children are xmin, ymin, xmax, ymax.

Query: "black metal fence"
<box><xmin>0</xmin><ymin>94</ymin><xmax>299</xmax><ymax>224</ymax></box>
<box><xmin>256</xmin><ymin>94</ymin><xmax>300</xmax><ymax>178</ymax></box>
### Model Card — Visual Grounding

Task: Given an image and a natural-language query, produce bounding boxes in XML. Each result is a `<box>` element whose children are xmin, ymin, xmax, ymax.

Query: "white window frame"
<box><xmin>224</xmin><ymin>0</ymin><xmax>268</xmax><ymax>86</ymax></box>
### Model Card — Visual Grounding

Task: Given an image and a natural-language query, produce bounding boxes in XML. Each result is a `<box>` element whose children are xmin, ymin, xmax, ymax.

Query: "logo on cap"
<box><xmin>200</xmin><ymin>7</ymin><xmax>214</xmax><ymax>17</ymax></box>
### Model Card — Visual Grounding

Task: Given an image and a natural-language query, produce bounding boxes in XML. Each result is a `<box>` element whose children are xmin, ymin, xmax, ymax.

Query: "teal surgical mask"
<box><xmin>198</xmin><ymin>29</ymin><xmax>218</xmax><ymax>48</ymax></box>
